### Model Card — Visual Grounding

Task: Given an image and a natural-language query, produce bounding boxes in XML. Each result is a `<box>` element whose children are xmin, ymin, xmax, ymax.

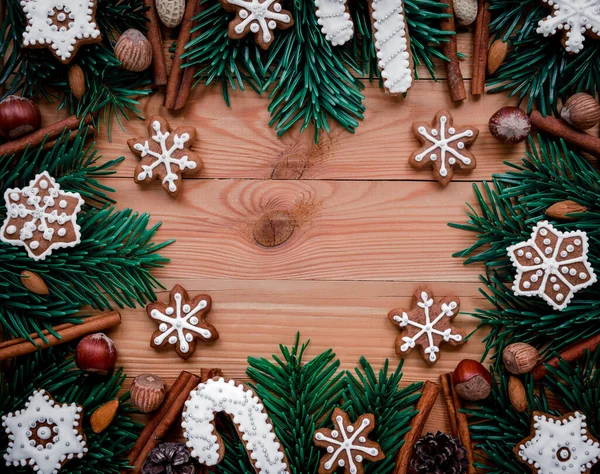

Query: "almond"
<box><xmin>487</xmin><ymin>40</ymin><xmax>508</xmax><ymax>75</ymax></box>
<box><xmin>68</xmin><ymin>65</ymin><xmax>86</xmax><ymax>101</ymax></box>
<box><xmin>114</xmin><ymin>29</ymin><xmax>153</xmax><ymax>72</ymax></box>
<box><xmin>20</xmin><ymin>270</ymin><xmax>49</xmax><ymax>295</ymax></box>
<box><xmin>508</xmin><ymin>376</ymin><xmax>527</xmax><ymax>413</ymax></box>
<box><xmin>545</xmin><ymin>200</ymin><xmax>588</xmax><ymax>221</ymax></box>
<box><xmin>90</xmin><ymin>399</ymin><xmax>119</xmax><ymax>434</ymax></box>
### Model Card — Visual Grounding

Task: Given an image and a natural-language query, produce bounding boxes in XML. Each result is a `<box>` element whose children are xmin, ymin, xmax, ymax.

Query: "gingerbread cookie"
<box><xmin>410</xmin><ymin>109</ymin><xmax>479</xmax><ymax>185</ymax></box>
<box><xmin>146</xmin><ymin>285</ymin><xmax>219</xmax><ymax>360</ymax></box>
<box><xmin>21</xmin><ymin>0</ymin><xmax>102</xmax><ymax>64</ymax></box>
<box><xmin>182</xmin><ymin>377</ymin><xmax>290</xmax><ymax>474</ymax></box>
<box><xmin>2</xmin><ymin>389</ymin><xmax>87</xmax><ymax>474</ymax></box>
<box><xmin>369</xmin><ymin>0</ymin><xmax>413</xmax><ymax>94</ymax></box>
<box><xmin>507</xmin><ymin>220</ymin><xmax>597</xmax><ymax>311</ymax></box>
<box><xmin>515</xmin><ymin>411</ymin><xmax>600</xmax><ymax>474</ymax></box>
<box><xmin>315</xmin><ymin>0</ymin><xmax>354</xmax><ymax>46</ymax></box>
<box><xmin>388</xmin><ymin>287</ymin><xmax>466</xmax><ymax>364</ymax></box>
<box><xmin>218</xmin><ymin>0</ymin><xmax>294</xmax><ymax>50</ymax></box>
<box><xmin>0</xmin><ymin>171</ymin><xmax>84</xmax><ymax>261</ymax></box>
<box><xmin>128</xmin><ymin>117</ymin><xmax>201</xmax><ymax>198</ymax></box>
<box><xmin>314</xmin><ymin>407</ymin><xmax>384</xmax><ymax>474</ymax></box>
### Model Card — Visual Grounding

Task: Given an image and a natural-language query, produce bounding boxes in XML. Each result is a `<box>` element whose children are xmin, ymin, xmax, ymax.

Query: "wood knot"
<box><xmin>253</xmin><ymin>210</ymin><xmax>295</xmax><ymax>248</ymax></box>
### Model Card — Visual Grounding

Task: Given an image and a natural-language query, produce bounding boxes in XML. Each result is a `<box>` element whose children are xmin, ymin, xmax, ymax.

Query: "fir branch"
<box><xmin>0</xmin><ymin>346</ymin><xmax>142</xmax><ymax>474</ymax></box>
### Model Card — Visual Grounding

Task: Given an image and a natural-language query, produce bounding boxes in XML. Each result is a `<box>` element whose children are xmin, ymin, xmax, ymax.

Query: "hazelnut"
<box><xmin>453</xmin><ymin>359</ymin><xmax>492</xmax><ymax>401</ymax></box>
<box><xmin>502</xmin><ymin>342</ymin><xmax>540</xmax><ymax>374</ymax></box>
<box><xmin>130</xmin><ymin>374</ymin><xmax>166</xmax><ymax>413</ymax></box>
<box><xmin>561</xmin><ymin>93</ymin><xmax>600</xmax><ymax>131</ymax></box>
<box><xmin>114</xmin><ymin>29</ymin><xmax>153</xmax><ymax>72</ymax></box>
<box><xmin>488</xmin><ymin>106</ymin><xmax>531</xmax><ymax>144</ymax></box>
<box><xmin>75</xmin><ymin>333</ymin><xmax>118</xmax><ymax>375</ymax></box>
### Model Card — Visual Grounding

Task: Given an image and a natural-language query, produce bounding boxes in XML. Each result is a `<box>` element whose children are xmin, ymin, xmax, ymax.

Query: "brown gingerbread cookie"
<box><xmin>314</xmin><ymin>407</ymin><xmax>384</xmax><ymax>474</ymax></box>
<box><xmin>218</xmin><ymin>0</ymin><xmax>294</xmax><ymax>50</ymax></box>
<box><xmin>128</xmin><ymin>117</ymin><xmax>201</xmax><ymax>198</ymax></box>
<box><xmin>21</xmin><ymin>0</ymin><xmax>102</xmax><ymax>64</ymax></box>
<box><xmin>146</xmin><ymin>284</ymin><xmax>218</xmax><ymax>360</ymax></box>
<box><xmin>388</xmin><ymin>286</ymin><xmax>466</xmax><ymax>365</ymax></box>
<box><xmin>2</xmin><ymin>389</ymin><xmax>88</xmax><ymax>473</ymax></box>
<box><xmin>515</xmin><ymin>411</ymin><xmax>600</xmax><ymax>474</ymax></box>
<box><xmin>409</xmin><ymin>109</ymin><xmax>479</xmax><ymax>185</ymax></box>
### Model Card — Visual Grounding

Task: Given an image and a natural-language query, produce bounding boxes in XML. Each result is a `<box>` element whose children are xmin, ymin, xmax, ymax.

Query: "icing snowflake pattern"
<box><xmin>182</xmin><ymin>378</ymin><xmax>290</xmax><ymax>473</ymax></box>
<box><xmin>314</xmin><ymin>408</ymin><xmax>384</xmax><ymax>474</ymax></box>
<box><xmin>388</xmin><ymin>287</ymin><xmax>466</xmax><ymax>364</ymax></box>
<box><xmin>315</xmin><ymin>0</ymin><xmax>354</xmax><ymax>46</ymax></box>
<box><xmin>146</xmin><ymin>284</ymin><xmax>219</xmax><ymax>359</ymax></box>
<box><xmin>536</xmin><ymin>0</ymin><xmax>600</xmax><ymax>53</ymax></box>
<box><xmin>507</xmin><ymin>221</ymin><xmax>596</xmax><ymax>311</ymax></box>
<box><xmin>515</xmin><ymin>411</ymin><xmax>600</xmax><ymax>474</ymax></box>
<box><xmin>410</xmin><ymin>109</ymin><xmax>479</xmax><ymax>185</ymax></box>
<box><xmin>21</xmin><ymin>0</ymin><xmax>101</xmax><ymax>63</ymax></box>
<box><xmin>129</xmin><ymin>117</ymin><xmax>201</xmax><ymax>197</ymax></box>
<box><xmin>2</xmin><ymin>389</ymin><xmax>87</xmax><ymax>474</ymax></box>
<box><xmin>0</xmin><ymin>171</ymin><xmax>84</xmax><ymax>261</ymax></box>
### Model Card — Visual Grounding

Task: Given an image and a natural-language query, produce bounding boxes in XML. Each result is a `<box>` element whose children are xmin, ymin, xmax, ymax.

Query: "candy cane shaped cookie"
<box><xmin>315</xmin><ymin>0</ymin><xmax>354</xmax><ymax>46</ymax></box>
<box><xmin>182</xmin><ymin>378</ymin><xmax>290</xmax><ymax>474</ymax></box>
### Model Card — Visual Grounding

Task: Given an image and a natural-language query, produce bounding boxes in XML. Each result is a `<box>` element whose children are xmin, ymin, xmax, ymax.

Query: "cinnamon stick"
<box><xmin>450</xmin><ymin>374</ymin><xmax>477</xmax><ymax>474</ymax></box>
<box><xmin>532</xmin><ymin>333</ymin><xmax>600</xmax><ymax>381</ymax></box>
<box><xmin>165</xmin><ymin>0</ymin><xmax>199</xmax><ymax>109</ymax></box>
<box><xmin>439</xmin><ymin>373</ymin><xmax>459</xmax><ymax>437</ymax></box>
<box><xmin>0</xmin><ymin>114</ymin><xmax>93</xmax><ymax>157</ymax></box>
<box><xmin>531</xmin><ymin>110</ymin><xmax>600</xmax><ymax>158</ymax></box>
<box><xmin>0</xmin><ymin>311</ymin><xmax>121</xmax><ymax>362</ymax></box>
<box><xmin>440</xmin><ymin>0</ymin><xmax>466</xmax><ymax>102</ymax></box>
<box><xmin>129</xmin><ymin>371</ymin><xmax>202</xmax><ymax>473</ymax></box>
<box><xmin>393</xmin><ymin>380</ymin><xmax>440</xmax><ymax>474</ymax></box>
<box><xmin>471</xmin><ymin>0</ymin><xmax>491</xmax><ymax>95</ymax></box>
<box><xmin>144</xmin><ymin>0</ymin><xmax>168</xmax><ymax>86</ymax></box>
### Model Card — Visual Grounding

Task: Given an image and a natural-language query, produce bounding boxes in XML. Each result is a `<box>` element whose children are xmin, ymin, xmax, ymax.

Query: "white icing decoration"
<box><xmin>182</xmin><ymin>378</ymin><xmax>289</xmax><ymax>473</ymax></box>
<box><xmin>415</xmin><ymin>115</ymin><xmax>475</xmax><ymax>178</ymax></box>
<box><xmin>536</xmin><ymin>0</ymin><xmax>600</xmax><ymax>53</ymax></box>
<box><xmin>149</xmin><ymin>291</ymin><xmax>211</xmax><ymax>354</ymax></box>
<box><xmin>391</xmin><ymin>290</ymin><xmax>462</xmax><ymax>363</ymax></box>
<box><xmin>21</xmin><ymin>0</ymin><xmax>101</xmax><ymax>62</ymax></box>
<box><xmin>517</xmin><ymin>412</ymin><xmax>600</xmax><ymax>474</ymax></box>
<box><xmin>507</xmin><ymin>221</ymin><xmax>597</xmax><ymax>311</ymax></box>
<box><xmin>0</xmin><ymin>171</ymin><xmax>84</xmax><ymax>261</ymax></box>
<box><xmin>2</xmin><ymin>389</ymin><xmax>87</xmax><ymax>474</ymax></box>
<box><xmin>226</xmin><ymin>0</ymin><xmax>291</xmax><ymax>44</ymax></box>
<box><xmin>371</xmin><ymin>0</ymin><xmax>412</xmax><ymax>93</ymax></box>
<box><xmin>315</xmin><ymin>0</ymin><xmax>354</xmax><ymax>46</ymax></box>
<box><xmin>134</xmin><ymin>121</ymin><xmax>197</xmax><ymax>194</ymax></box>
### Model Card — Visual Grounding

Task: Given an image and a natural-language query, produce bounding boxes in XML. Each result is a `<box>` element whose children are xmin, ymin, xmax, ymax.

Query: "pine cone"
<box><xmin>408</xmin><ymin>431</ymin><xmax>469</xmax><ymax>474</ymax></box>
<box><xmin>142</xmin><ymin>443</ymin><xmax>198</xmax><ymax>474</ymax></box>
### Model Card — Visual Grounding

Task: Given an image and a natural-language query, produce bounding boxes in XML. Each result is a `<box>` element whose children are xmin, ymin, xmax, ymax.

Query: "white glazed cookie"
<box><xmin>0</xmin><ymin>171</ymin><xmax>84</xmax><ymax>261</ymax></box>
<box><xmin>515</xmin><ymin>411</ymin><xmax>600</xmax><ymax>474</ymax></box>
<box><xmin>2</xmin><ymin>389</ymin><xmax>87</xmax><ymax>474</ymax></box>
<box><xmin>370</xmin><ymin>0</ymin><xmax>412</xmax><ymax>94</ymax></box>
<box><xmin>315</xmin><ymin>0</ymin><xmax>354</xmax><ymax>46</ymax></box>
<box><xmin>182</xmin><ymin>377</ymin><xmax>290</xmax><ymax>474</ymax></box>
<box><xmin>21</xmin><ymin>0</ymin><xmax>102</xmax><ymax>63</ymax></box>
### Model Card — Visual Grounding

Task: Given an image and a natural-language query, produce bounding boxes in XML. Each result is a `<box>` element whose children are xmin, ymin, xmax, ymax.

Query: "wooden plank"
<box><xmin>108</xmin><ymin>178</ymin><xmax>484</xmax><ymax>282</ymax></box>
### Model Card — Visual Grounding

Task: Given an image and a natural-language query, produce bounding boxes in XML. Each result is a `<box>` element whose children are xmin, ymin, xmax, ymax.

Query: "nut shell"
<box><xmin>156</xmin><ymin>0</ymin><xmax>186</xmax><ymax>28</ymax></box>
<box><xmin>502</xmin><ymin>342</ymin><xmax>540</xmax><ymax>374</ymax></box>
<box><xmin>508</xmin><ymin>376</ymin><xmax>527</xmax><ymax>413</ymax></box>
<box><xmin>0</xmin><ymin>95</ymin><xmax>42</xmax><ymax>139</ymax></box>
<box><xmin>453</xmin><ymin>359</ymin><xmax>492</xmax><ymax>401</ymax></box>
<box><xmin>90</xmin><ymin>399</ymin><xmax>119</xmax><ymax>433</ymax></box>
<box><xmin>487</xmin><ymin>40</ymin><xmax>508</xmax><ymax>75</ymax></box>
<box><xmin>68</xmin><ymin>65</ymin><xmax>86</xmax><ymax>101</ymax></box>
<box><xmin>75</xmin><ymin>333</ymin><xmax>118</xmax><ymax>375</ymax></box>
<box><xmin>453</xmin><ymin>0</ymin><xmax>477</xmax><ymax>26</ymax></box>
<box><xmin>545</xmin><ymin>200</ymin><xmax>588</xmax><ymax>221</ymax></box>
<box><xmin>561</xmin><ymin>93</ymin><xmax>600</xmax><ymax>130</ymax></box>
<box><xmin>488</xmin><ymin>106</ymin><xmax>531</xmax><ymax>144</ymax></box>
<box><xmin>114</xmin><ymin>29</ymin><xmax>153</xmax><ymax>72</ymax></box>
<box><xmin>20</xmin><ymin>270</ymin><xmax>49</xmax><ymax>295</ymax></box>
<box><xmin>130</xmin><ymin>373</ymin><xmax>166</xmax><ymax>413</ymax></box>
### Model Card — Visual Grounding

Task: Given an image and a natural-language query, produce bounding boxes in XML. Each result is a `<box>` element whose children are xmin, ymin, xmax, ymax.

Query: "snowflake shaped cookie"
<box><xmin>0</xmin><ymin>171</ymin><xmax>84</xmax><ymax>261</ymax></box>
<box><xmin>128</xmin><ymin>117</ymin><xmax>201</xmax><ymax>198</ymax></box>
<box><xmin>388</xmin><ymin>287</ymin><xmax>466</xmax><ymax>364</ymax></box>
<box><xmin>21</xmin><ymin>0</ymin><xmax>102</xmax><ymax>63</ymax></box>
<box><xmin>314</xmin><ymin>407</ymin><xmax>384</xmax><ymax>474</ymax></box>
<box><xmin>146</xmin><ymin>284</ymin><xmax>219</xmax><ymax>360</ymax></box>
<box><xmin>507</xmin><ymin>221</ymin><xmax>596</xmax><ymax>311</ymax></box>
<box><xmin>410</xmin><ymin>109</ymin><xmax>479</xmax><ymax>186</ymax></box>
<box><xmin>219</xmin><ymin>0</ymin><xmax>294</xmax><ymax>49</ymax></box>
<box><xmin>536</xmin><ymin>0</ymin><xmax>600</xmax><ymax>53</ymax></box>
<box><xmin>2</xmin><ymin>389</ymin><xmax>87</xmax><ymax>474</ymax></box>
<box><xmin>515</xmin><ymin>411</ymin><xmax>600</xmax><ymax>474</ymax></box>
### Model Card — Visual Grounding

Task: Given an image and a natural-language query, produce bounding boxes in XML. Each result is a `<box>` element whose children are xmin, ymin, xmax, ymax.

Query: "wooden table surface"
<box><xmin>40</xmin><ymin>32</ymin><xmax>524</xmax><ymax>434</ymax></box>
